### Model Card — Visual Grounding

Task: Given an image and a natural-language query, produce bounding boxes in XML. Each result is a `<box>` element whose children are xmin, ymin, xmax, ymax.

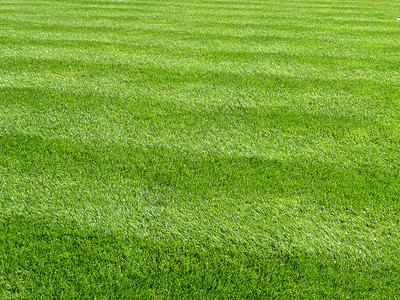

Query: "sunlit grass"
<box><xmin>1</xmin><ymin>0</ymin><xmax>400</xmax><ymax>297</ymax></box>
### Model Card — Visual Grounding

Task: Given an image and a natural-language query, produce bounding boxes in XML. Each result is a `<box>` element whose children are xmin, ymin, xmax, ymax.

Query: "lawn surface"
<box><xmin>1</xmin><ymin>0</ymin><xmax>400</xmax><ymax>297</ymax></box>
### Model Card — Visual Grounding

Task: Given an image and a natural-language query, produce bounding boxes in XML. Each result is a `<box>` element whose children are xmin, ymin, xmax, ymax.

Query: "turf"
<box><xmin>1</xmin><ymin>0</ymin><xmax>400</xmax><ymax>298</ymax></box>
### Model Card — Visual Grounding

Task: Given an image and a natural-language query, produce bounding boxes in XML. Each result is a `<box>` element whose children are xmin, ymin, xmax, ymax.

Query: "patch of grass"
<box><xmin>1</xmin><ymin>215</ymin><xmax>399</xmax><ymax>298</ymax></box>
<box><xmin>1</xmin><ymin>0</ymin><xmax>400</xmax><ymax>297</ymax></box>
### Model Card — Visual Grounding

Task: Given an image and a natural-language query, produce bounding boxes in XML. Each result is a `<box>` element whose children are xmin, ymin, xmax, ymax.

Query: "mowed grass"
<box><xmin>1</xmin><ymin>0</ymin><xmax>400</xmax><ymax>297</ymax></box>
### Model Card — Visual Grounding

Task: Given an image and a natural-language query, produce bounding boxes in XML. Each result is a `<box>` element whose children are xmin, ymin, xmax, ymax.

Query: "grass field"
<box><xmin>1</xmin><ymin>0</ymin><xmax>400</xmax><ymax>297</ymax></box>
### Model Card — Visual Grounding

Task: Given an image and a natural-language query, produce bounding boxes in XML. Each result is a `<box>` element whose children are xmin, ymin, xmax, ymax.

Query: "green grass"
<box><xmin>1</xmin><ymin>0</ymin><xmax>400</xmax><ymax>297</ymax></box>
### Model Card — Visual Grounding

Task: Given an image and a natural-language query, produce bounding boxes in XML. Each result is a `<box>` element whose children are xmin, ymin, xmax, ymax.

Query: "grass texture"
<box><xmin>1</xmin><ymin>0</ymin><xmax>400</xmax><ymax>297</ymax></box>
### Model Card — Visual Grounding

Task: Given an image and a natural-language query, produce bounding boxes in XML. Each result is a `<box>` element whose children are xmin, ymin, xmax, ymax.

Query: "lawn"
<box><xmin>1</xmin><ymin>0</ymin><xmax>400</xmax><ymax>297</ymax></box>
